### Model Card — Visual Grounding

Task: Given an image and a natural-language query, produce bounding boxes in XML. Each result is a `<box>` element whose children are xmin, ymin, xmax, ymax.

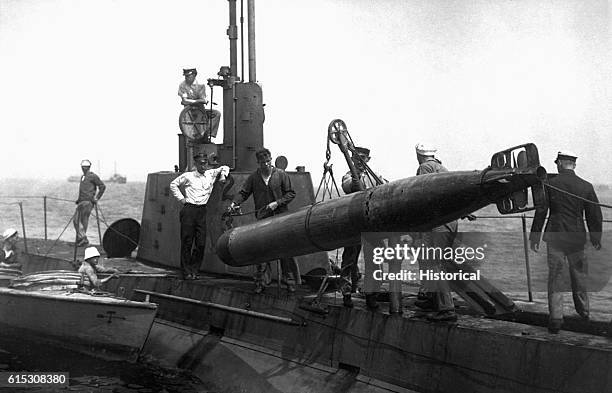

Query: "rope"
<box><xmin>0</xmin><ymin>195</ymin><xmax>73</xmax><ymax>203</ymax></box>
<box><xmin>543</xmin><ymin>182</ymin><xmax>612</xmax><ymax>209</ymax></box>
<box><xmin>43</xmin><ymin>211</ymin><xmax>78</xmax><ymax>257</ymax></box>
<box><xmin>0</xmin><ymin>195</ymin><xmax>42</xmax><ymax>199</ymax></box>
<box><xmin>46</xmin><ymin>196</ymin><xmax>74</xmax><ymax>203</ymax></box>
<box><xmin>95</xmin><ymin>205</ymin><xmax>140</xmax><ymax>248</ymax></box>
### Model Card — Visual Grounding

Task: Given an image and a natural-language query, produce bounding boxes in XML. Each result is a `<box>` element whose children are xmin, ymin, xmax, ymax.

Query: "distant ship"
<box><xmin>67</xmin><ymin>175</ymin><xmax>81</xmax><ymax>183</ymax></box>
<box><xmin>107</xmin><ymin>162</ymin><xmax>127</xmax><ymax>184</ymax></box>
<box><xmin>107</xmin><ymin>173</ymin><xmax>127</xmax><ymax>184</ymax></box>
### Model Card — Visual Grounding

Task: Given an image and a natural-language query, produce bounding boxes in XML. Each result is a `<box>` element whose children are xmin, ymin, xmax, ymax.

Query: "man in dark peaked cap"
<box><xmin>178</xmin><ymin>67</ymin><xmax>221</xmax><ymax>138</ymax></box>
<box><xmin>530</xmin><ymin>150</ymin><xmax>602</xmax><ymax>333</ymax></box>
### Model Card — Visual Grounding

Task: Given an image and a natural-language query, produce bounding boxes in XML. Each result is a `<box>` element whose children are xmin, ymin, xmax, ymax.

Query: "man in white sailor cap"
<box><xmin>73</xmin><ymin>159</ymin><xmax>106</xmax><ymax>247</ymax></box>
<box><xmin>530</xmin><ymin>150</ymin><xmax>602</xmax><ymax>333</ymax></box>
<box><xmin>413</xmin><ymin>143</ymin><xmax>459</xmax><ymax>322</ymax></box>
<box><xmin>0</xmin><ymin>228</ymin><xmax>21</xmax><ymax>268</ymax></box>
<box><xmin>78</xmin><ymin>246</ymin><xmax>119</xmax><ymax>289</ymax></box>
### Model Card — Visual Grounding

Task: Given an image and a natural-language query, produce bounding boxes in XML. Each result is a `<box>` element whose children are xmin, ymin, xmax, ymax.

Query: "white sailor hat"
<box><xmin>554</xmin><ymin>150</ymin><xmax>578</xmax><ymax>163</ymax></box>
<box><xmin>80</xmin><ymin>159</ymin><xmax>92</xmax><ymax>167</ymax></box>
<box><xmin>415</xmin><ymin>143</ymin><xmax>437</xmax><ymax>156</ymax></box>
<box><xmin>84</xmin><ymin>246</ymin><xmax>101</xmax><ymax>261</ymax></box>
<box><xmin>2</xmin><ymin>228</ymin><xmax>17</xmax><ymax>240</ymax></box>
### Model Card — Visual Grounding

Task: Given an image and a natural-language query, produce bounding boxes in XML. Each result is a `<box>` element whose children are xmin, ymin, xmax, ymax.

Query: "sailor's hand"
<box><xmin>592</xmin><ymin>240</ymin><xmax>602</xmax><ymax>250</ymax></box>
<box><xmin>267</xmin><ymin>201</ymin><xmax>279</xmax><ymax>211</ymax></box>
<box><xmin>530</xmin><ymin>240</ymin><xmax>539</xmax><ymax>252</ymax></box>
<box><xmin>228</xmin><ymin>202</ymin><xmax>239</xmax><ymax>214</ymax></box>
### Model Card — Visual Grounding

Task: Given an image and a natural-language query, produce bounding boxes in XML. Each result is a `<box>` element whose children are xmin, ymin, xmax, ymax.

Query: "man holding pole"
<box><xmin>74</xmin><ymin>160</ymin><xmax>106</xmax><ymax>247</ymax></box>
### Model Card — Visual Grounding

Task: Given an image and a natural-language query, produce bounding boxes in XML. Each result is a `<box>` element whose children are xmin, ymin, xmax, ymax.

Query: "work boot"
<box><xmin>427</xmin><ymin>310</ymin><xmax>458</xmax><ymax>322</ymax></box>
<box><xmin>548</xmin><ymin>319</ymin><xmax>563</xmax><ymax>334</ymax></box>
<box><xmin>365</xmin><ymin>293</ymin><xmax>379</xmax><ymax>310</ymax></box>
<box><xmin>343</xmin><ymin>294</ymin><xmax>354</xmax><ymax>308</ymax></box>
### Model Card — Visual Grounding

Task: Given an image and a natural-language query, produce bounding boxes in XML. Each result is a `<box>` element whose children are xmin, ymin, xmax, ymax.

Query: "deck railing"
<box><xmin>2</xmin><ymin>194</ymin><xmax>611</xmax><ymax>301</ymax></box>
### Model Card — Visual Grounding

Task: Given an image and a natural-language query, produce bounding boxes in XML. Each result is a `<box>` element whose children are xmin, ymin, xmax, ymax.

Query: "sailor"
<box><xmin>229</xmin><ymin>148</ymin><xmax>300</xmax><ymax>294</ymax></box>
<box><xmin>78</xmin><ymin>246</ymin><xmax>119</xmax><ymax>289</ymax></box>
<box><xmin>74</xmin><ymin>159</ymin><xmax>106</xmax><ymax>247</ymax></box>
<box><xmin>413</xmin><ymin>143</ymin><xmax>458</xmax><ymax>322</ymax></box>
<box><xmin>0</xmin><ymin>228</ymin><xmax>21</xmax><ymax>269</ymax></box>
<box><xmin>530</xmin><ymin>150</ymin><xmax>602</xmax><ymax>333</ymax></box>
<box><xmin>178</xmin><ymin>67</ymin><xmax>221</xmax><ymax>139</ymax></box>
<box><xmin>170</xmin><ymin>152</ymin><xmax>229</xmax><ymax>280</ymax></box>
<box><xmin>340</xmin><ymin>146</ymin><xmax>385</xmax><ymax>309</ymax></box>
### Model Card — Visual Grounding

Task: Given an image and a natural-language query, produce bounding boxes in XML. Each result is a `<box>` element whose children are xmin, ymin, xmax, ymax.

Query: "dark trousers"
<box><xmin>341</xmin><ymin>244</ymin><xmax>361</xmax><ymax>295</ymax></box>
<box><xmin>547</xmin><ymin>243</ymin><xmax>589</xmax><ymax>320</ymax></box>
<box><xmin>180</xmin><ymin>204</ymin><xmax>207</xmax><ymax>277</ymax></box>
<box><xmin>254</xmin><ymin>258</ymin><xmax>299</xmax><ymax>286</ymax></box>
<box><xmin>418</xmin><ymin>223</ymin><xmax>458</xmax><ymax>312</ymax></box>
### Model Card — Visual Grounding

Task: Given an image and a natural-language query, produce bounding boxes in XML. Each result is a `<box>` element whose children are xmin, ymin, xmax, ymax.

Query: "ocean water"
<box><xmin>1</xmin><ymin>178</ymin><xmax>611</xmax><ymax>318</ymax></box>
<box><xmin>0</xmin><ymin>178</ymin><xmax>146</xmax><ymax>245</ymax></box>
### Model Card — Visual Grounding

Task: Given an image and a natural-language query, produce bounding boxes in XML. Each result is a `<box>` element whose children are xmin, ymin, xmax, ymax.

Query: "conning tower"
<box><xmin>137</xmin><ymin>0</ymin><xmax>329</xmax><ymax>276</ymax></box>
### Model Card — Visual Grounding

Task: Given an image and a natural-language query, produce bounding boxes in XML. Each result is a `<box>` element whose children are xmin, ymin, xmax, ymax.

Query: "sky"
<box><xmin>1</xmin><ymin>0</ymin><xmax>611</xmax><ymax>184</ymax></box>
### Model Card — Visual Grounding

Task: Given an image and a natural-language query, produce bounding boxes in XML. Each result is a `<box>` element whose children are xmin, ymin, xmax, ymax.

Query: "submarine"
<box><xmin>15</xmin><ymin>1</ymin><xmax>612</xmax><ymax>392</ymax></box>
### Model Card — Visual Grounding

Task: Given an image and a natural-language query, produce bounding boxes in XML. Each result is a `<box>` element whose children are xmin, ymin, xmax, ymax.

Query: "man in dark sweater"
<box><xmin>230</xmin><ymin>148</ymin><xmax>300</xmax><ymax>294</ymax></box>
<box><xmin>530</xmin><ymin>150</ymin><xmax>602</xmax><ymax>333</ymax></box>
<box><xmin>74</xmin><ymin>160</ymin><xmax>106</xmax><ymax>247</ymax></box>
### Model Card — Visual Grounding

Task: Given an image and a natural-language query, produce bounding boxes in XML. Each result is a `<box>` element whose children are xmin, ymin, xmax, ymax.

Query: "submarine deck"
<box><xmin>17</xmin><ymin>238</ymin><xmax>612</xmax><ymax>393</ymax></box>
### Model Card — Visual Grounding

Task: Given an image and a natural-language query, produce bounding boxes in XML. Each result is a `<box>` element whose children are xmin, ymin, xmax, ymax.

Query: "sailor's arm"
<box><xmin>230</xmin><ymin>174</ymin><xmax>253</xmax><ymax>209</ymax></box>
<box><xmin>276</xmin><ymin>171</ymin><xmax>296</xmax><ymax>208</ymax></box>
<box><xmin>585</xmin><ymin>186</ymin><xmax>603</xmax><ymax>249</ymax></box>
<box><xmin>341</xmin><ymin>172</ymin><xmax>363</xmax><ymax>194</ymax></box>
<box><xmin>94</xmin><ymin>175</ymin><xmax>106</xmax><ymax>202</ymax></box>
<box><xmin>170</xmin><ymin>174</ymin><xmax>188</xmax><ymax>204</ymax></box>
<box><xmin>95</xmin><ymin>263</ymin><xmax>120</xmax><ymax>275</ymax></box>
<box><xmin>211</xmin><ymin>165</ymin><xmax>230</xmax><ymax>183</ymax></box>
<box><xmin>529</xmin><ymin>197</ymin><xmax>549</xmax><ymax>252</ymax></box>
<box><xmin>82</xmin><ymin>265</ymin><xmax>101</xmax><ymax>288</ymax></box>
<box><xmin>181</xmin><ymin>96</ymin><xmax>208</xmax><ymax>106</ymax></box>
<box><xmin>179</xmin><ymin>85</ymin><xmax>208</xmax><ymax>106</ymax></box>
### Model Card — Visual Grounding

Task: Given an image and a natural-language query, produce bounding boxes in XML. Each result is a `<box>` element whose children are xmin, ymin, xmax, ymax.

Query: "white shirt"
<box><xmin>170</xmin><ymin>166</ymin><xmax>230</xmax><ymax>205</ymax></box>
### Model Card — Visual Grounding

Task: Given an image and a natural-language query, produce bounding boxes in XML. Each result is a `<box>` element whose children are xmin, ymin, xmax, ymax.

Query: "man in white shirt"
<box><xmin>170</xmin><ymin>152</ymin><xmax>229</xmax><ymax>279</ymax></box>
